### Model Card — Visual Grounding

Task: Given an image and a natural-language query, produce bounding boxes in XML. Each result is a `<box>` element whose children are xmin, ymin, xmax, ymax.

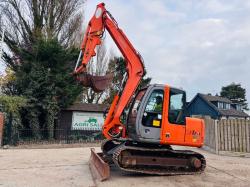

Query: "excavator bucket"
<box><xmin>78</xmin><ymin>73</ymin><xmax>113</xmax><ymax>92</ymax></box>
<box><xmin>89</xmin><ymin>148</ymin><xmax>110</xmax><ymax>181</ymax></box>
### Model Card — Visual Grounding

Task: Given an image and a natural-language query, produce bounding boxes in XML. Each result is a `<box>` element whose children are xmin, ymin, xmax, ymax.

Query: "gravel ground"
<box><xmin>0</xmin><ymin>146</ymin><xmax>250</xmax><ymax>187</ymax></box>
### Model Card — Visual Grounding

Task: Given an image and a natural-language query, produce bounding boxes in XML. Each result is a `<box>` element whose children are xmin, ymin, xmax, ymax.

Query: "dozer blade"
<box><xmin>89</xmin><ymin>148</ymin><xmax>110</xmax><ymax>181</ymax></box>
<box><xmin>78</xmin><ymin>73</ymin><xmax>113</xmax><ymax>92</ymax></box>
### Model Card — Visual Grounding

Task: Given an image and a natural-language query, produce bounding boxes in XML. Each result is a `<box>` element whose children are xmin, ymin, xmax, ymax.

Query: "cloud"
<box><xmin>85</xmin><ymin>0</ymin><xmax>250</xmax><ymax>105</ymax></box>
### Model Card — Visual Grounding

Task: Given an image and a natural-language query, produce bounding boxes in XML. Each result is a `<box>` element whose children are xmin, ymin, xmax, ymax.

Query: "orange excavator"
<box><xmin>74</xmin><ymin>3</ymin><xmax>206</xmax><ymax>181</ymax></box>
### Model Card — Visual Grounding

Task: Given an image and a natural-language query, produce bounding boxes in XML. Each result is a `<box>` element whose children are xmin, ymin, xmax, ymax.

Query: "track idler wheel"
<box><xmin>189</xmin><ymin>157</ymin><xmax>202</xmax><ymax>169</ymax></box>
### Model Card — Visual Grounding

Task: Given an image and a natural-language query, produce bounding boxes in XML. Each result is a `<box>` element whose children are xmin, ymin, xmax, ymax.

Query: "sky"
<box><xmin>84</xmin><ymin>0</ymin><xmax>250</xmax><ymax>110</ymax></box>
<box><xmin>0</xmin><ymin>0</ymin><xmax>249</xmax><ymax>112</ymax></box>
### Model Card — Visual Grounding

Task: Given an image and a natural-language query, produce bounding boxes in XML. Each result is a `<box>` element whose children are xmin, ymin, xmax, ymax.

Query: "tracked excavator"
<box><xmin>74</xmin><ymin>3</ymin><xmax>206</xmax><ymax>181</ymax></box>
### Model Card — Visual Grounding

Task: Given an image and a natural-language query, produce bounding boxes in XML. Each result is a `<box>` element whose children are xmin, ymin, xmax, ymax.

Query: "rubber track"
<box><xmin>112</xmin><ymin>143</ymin><xmax>206</xmax><ymax>175</ymax></box>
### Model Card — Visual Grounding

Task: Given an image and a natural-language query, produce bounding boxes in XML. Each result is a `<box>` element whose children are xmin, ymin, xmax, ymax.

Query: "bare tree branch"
<box><xmin>0</xmin><ymin>0</ymin><xmax>85</xmax><ymax>51</ymax></box>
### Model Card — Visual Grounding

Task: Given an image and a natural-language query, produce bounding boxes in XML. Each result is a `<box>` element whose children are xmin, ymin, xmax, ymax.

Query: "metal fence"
<box><xmin>203</xmin><ymin>117</ymin><xmax>250</xmax><ymax>153</ymax></box>
<box><xmin>5</xmin><ymin>129</ymin><xmax>103</xmax><ymax>145</ymax></box>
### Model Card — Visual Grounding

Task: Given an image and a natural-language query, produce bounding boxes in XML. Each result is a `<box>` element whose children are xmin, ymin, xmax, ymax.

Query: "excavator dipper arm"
<box><xmin>74</xmin><ymin>3</ymin><xmax>144</xmax><ymax>139</ymax></box>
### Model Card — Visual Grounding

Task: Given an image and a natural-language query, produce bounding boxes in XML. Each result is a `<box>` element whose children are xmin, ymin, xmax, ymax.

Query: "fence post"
<box><xmin>6</xmin><ymin>113</ymin><xmax>13</xmax><ymax>145</ymax></box>
<box><xmin>66</xmin><ymin>128</ymin><xmax>69</xmax><ymax>144</ymax></box>
<box><xmin>0</xmin><ymin>113</ymin><xmax>4</xmax><ymax>146</ymax></box>
<box><xmin>215</xmin><ymin>120</ymin><xmax>219</xmax><ymax>154</ymax></box>
<box><xmin>246</xmin><ymin>120</ymin><xmax>250</xmax><ymax>152</ymax></box>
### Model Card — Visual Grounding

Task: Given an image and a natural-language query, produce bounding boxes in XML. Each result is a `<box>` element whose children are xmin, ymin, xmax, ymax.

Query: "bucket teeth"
<box><xmin>78</xmin><ymin>73</ymin><xmax>113</xmax><ymax>92</ymax></box>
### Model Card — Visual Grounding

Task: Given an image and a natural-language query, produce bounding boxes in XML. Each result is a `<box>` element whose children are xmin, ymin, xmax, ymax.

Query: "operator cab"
<box><xmin>127</xmin><ymin>84</ymin><xmax>204</xmax><ymax>147</ymax></box>
<box><xmin>127</xmin><ymin>84</ymin><xmax>186</xmax><ymax>142</ymax></box>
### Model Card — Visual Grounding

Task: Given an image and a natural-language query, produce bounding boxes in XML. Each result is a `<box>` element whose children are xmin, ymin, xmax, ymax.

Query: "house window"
<box><xmin>225</xmin><ymin>103</ymin><xmax>230</xmax><ymax>109</ymax></box>
<box><xmin>236</xmin><ymin>105</ymin><xmax>242</xmax><ymax>111</ymax></box>
<box><xmin>218</xmin><ymin>102</ymin><xmax>223</xmax><ymax>109</ymax></box>
<box><xmin>219</xmin><ymin>102</ymin><xmax>230</xmax><ymax>109</ymax></box>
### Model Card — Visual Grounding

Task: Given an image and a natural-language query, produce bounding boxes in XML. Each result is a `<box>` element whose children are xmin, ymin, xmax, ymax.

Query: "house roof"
<box><xmin>196</xmin><ymin>93</ymin><xmax>220</xmax><ymax>113</ymax></box>
<box><xmin>63</xmin><ymin>103</ymin><xmax>108</xmax><ymax>112</ymax></box>
<box><xmin>218</xmin><ymin>109</ymin><xmax>249</xmax><ymax>118</ymax></box>
<box><xmin>200</xmin><ymin>93</ymin><xmax>232</xmax><ymax>103</ymax></box>
<box><xmin>189</xmin><ymin>93</ymin><xmax>249</xmax><ymax>118</ymax></box>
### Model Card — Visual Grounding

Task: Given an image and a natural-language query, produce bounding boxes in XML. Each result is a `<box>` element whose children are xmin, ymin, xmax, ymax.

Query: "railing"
<box><xmin>9</xmin><ymin>129</ymin><xmax>104</xmax><ymax>145</ymax></box>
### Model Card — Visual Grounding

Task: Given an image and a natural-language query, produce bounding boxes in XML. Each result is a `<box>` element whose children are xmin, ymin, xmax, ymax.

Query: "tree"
<box><xmin>0</xmin><ymin>39</ymin><xmax>82</xmax><ymax>138</ymax></box>
<box><xmin>13</xmin><ymin>39</ymin><xmax>82</xmax><ymax>138</ymax></box>
<box><xmin>0</xmin><ymin>0</ymin><xmax>84</xmax><ymax>49</ymax></box>
<box><xmin>103</xmin><ymin>57</ymin><xmax>151</xmax><ymax>104</ymax></box>
<box><xmin>0</xmin><ymin>68</ymin><xmax>16</xmax><ymax>95</ymax></box>
<box><xmin>220</xmin><ymin>83</ymin><xmax>249</xmax><ymax>111</ymax></box>
<box><xmin>0</xmin><ymin>95</ymin><xmax>26</xmax><ymax>144</ymax></box>
<box><xmin>0</xmin><ymin>0</ymin><xmax>84</xmax><ymax>139</ymax></box>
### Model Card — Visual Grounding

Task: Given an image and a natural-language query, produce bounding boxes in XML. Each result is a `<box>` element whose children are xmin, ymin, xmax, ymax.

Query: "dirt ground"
<box><xmin>0</xmin><ymin>146</ymin><xmax>250</xmax><ymax>187</ymax></box>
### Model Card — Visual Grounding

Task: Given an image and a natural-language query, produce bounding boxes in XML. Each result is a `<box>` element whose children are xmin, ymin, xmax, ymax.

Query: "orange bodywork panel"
<box><xmin>160</xmin><ymin>86</ymin><xmax>205</xmax><ymax>147</ymax></box>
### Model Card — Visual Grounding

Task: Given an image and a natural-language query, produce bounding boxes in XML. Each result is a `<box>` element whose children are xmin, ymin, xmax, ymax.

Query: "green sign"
<box><xmin>72</xmin><ymin>112</ymin><xmax>104</xmax><ymax>131</ymax></box>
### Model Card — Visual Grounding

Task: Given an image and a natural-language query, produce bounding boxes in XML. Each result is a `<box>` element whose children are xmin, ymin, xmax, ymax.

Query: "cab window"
<box><xmin>142</xmin><ymin>89</ymin><xmax>164</xmax><ymax>128</ymax></box>
<box><xmin>127</xmin><ymin>90</ymin><xmax>146</xmax><ymax>125</ymax></box>
<box><xmin>129</xmin><ymin>90</ymin><xmax>146</xmax><ymax>118</ymax></box>
<box><xmin>168</xmin><ymin>89</ymin><xmax>185</xmax><ymax>125</ymax></box>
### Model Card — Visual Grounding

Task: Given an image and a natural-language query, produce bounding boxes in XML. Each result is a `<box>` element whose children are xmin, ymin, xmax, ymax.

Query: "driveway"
<box><xmin>0</xmin><ymin>146</ymin><xmax>249</xmax><ymax>187</ymax></box>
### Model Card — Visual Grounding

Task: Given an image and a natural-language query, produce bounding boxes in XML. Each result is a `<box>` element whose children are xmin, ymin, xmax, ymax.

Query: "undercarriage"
<box><xmin>89</xmin><ymin>140</ymin><xmax>206</xmax><ymax>181</ymax></box>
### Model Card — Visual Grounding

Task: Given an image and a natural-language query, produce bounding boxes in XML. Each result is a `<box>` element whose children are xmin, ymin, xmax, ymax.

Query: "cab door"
<box><xmin>160</xmin><ymin>86</ymin><xmax>186</xmax><ymax>145</ymax></box>
<box><xmin>138</xmin><ymin>86</ymin><xmax>164</xmax><ymax>140</ymax></box>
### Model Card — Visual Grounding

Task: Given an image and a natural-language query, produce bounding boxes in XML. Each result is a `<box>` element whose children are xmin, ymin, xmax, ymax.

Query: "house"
<box><xmin>187</xmin><ymin>93</ymin><xmax>249</xmax><ymax>119</ymax></box>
